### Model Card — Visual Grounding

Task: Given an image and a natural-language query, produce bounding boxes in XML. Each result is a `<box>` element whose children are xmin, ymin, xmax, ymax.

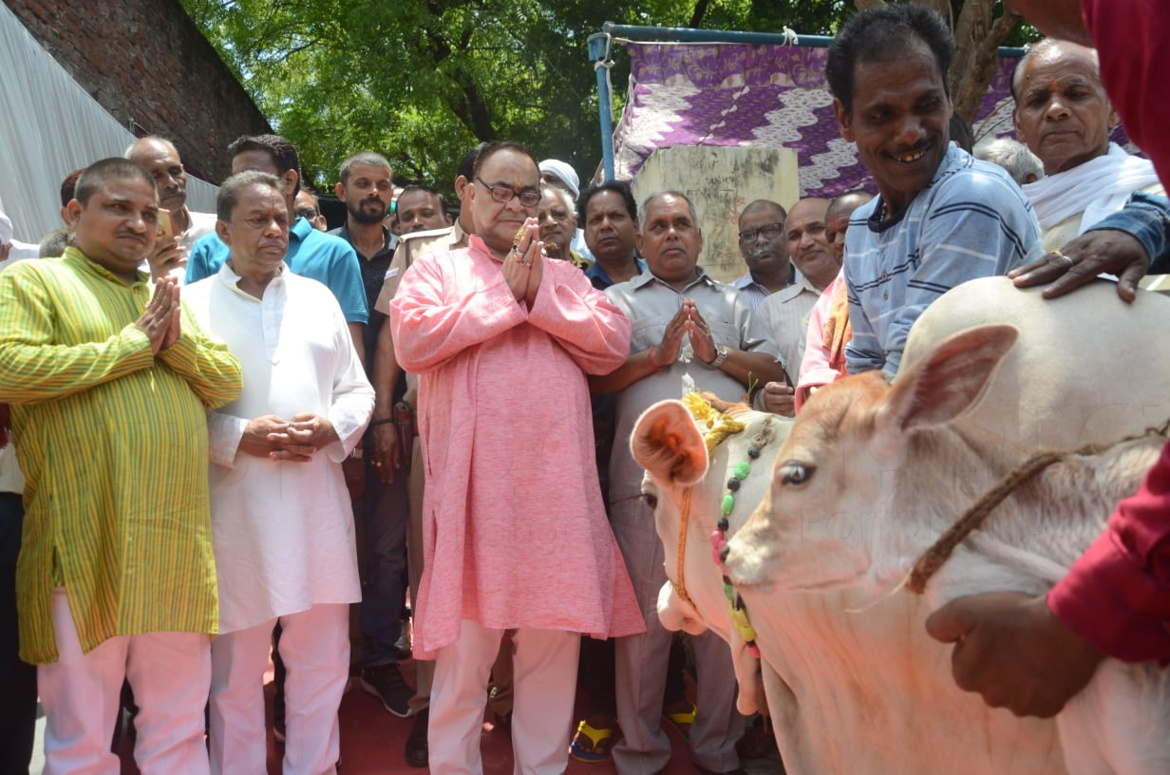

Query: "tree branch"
<box><xmin>921</xmin><ymin>0</ymin><xmax>954</xmax><ymax>28</ymax></box>
<box><xmin>445</xmin><ymin>70</ymin><xmax>498</xmax><ymax>141</ymax></box>
<box><xmin>950</xmin><ymin>2</ymin><xmax>1020</xmax><ymax>125</ymax></box>
<box><xmin>689</xmin><ymin>0</ymin><xmax>711</xmax><ymax>28</ymax></box>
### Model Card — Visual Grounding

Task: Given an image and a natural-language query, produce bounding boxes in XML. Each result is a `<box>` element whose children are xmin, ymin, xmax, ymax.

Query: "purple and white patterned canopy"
<box><xmin>608</xmin><ymin>41</ymin><xmax>1034</xmax><ymax>198</ymax></box>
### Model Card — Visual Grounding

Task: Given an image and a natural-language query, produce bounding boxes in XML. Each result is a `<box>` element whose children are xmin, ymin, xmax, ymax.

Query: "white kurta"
<box><xmin>184</xmin><ymin>263</ymin><xmax>373</xmax><ymax>634</ymax></box>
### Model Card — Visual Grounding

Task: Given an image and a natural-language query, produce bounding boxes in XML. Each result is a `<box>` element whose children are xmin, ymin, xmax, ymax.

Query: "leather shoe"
<box><xmin>405</xmin><ymin>708</ymin><xmax>428</xmax><ymax>768</ymax></box>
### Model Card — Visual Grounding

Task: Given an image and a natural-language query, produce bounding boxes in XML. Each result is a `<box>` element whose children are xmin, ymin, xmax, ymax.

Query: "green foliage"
<box><xmin>742</xmin><ymin>0</ymin><xmax>855</xmax><ymax>35</ymax></box>
<box><xmin>179</xmin><ymin>0</ymin><xmax>852</xmax><ymax>195</ymax></box>
<box><xmin>178</xmin><ymin>0</ymin><xmax>1036</xmax><ymax>195</ymax></box>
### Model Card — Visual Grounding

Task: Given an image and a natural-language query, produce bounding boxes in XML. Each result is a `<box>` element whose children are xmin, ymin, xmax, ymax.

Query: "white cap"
<box><xmin>538</xmin><ymin>159</ymin><xmax>580</xmax><ymax>199</ymax></box>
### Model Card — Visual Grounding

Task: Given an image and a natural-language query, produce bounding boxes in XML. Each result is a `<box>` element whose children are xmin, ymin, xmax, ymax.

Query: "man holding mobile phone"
<box><xmin>126</xmin><ymin>137</ymin><xmax>217</xmax><ymax>283</ymax></box>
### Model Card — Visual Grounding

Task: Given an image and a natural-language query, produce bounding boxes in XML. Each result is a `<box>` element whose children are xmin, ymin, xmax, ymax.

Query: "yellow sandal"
<box><xmin>570</xmin><ymin>720</ymin><xmax>615</xmax><ymax>762</ymax></box>
<box><xmin>663</xmin><ymin>702</ymin><xmax>697</xmax><ymax>739</ymax></box>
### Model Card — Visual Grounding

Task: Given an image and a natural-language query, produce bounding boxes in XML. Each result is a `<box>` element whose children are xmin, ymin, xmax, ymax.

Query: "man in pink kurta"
<box><xmin>389</xmin><ymin>142</ymin><xmax>642</xmax><ymax>775</ymax></box>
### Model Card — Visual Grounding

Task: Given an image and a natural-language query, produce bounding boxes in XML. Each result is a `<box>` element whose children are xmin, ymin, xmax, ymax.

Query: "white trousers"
<box><xmin>37</xmin><ymin>588</ymin><xmax>212</xmax><ymax>775</ymax></box>
<box><xmin>430</xmin><ymin>619</ymin><xmax>580</xmax><ymax>775</ymax></box>
<box><xmin>209</xmin><ymin>603</ymin><xmax>349</xmax><ymax>775</ymax></box>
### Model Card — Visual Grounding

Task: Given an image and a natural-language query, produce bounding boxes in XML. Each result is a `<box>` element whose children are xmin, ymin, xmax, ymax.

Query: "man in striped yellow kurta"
<box><xmin>0</xmin><ymin>158</ymin><xmax>242</xmax><ymax>774</ymax></box>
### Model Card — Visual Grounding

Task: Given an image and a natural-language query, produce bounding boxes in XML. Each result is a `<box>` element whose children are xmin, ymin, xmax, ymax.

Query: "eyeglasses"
<box><xmin>295</xmin><ymin>208</ymin><xmax>319</xmax><ymax>220</ymax></box>
<box><xmin>738</xmin><ymin>222</ymin><xmax>784</xmax><ymax>244</ymax></box>
<box><xmin>475</xmin><ymin>178</ymin><xmax>541</xmax><ymax>208</ymax></box>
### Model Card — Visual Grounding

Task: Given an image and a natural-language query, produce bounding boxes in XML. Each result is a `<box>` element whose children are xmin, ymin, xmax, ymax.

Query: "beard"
<box><xmin>348</xmin><ymin>198</ymin><xmax>387</xmax><ymax>224</ymax></box>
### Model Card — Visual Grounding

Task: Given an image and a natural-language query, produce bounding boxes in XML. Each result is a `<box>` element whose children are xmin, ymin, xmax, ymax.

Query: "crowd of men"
<box><xmin>1</xmin><ymin>0</ymin><xmax>1169</xmax><ymax>773</ymax></box>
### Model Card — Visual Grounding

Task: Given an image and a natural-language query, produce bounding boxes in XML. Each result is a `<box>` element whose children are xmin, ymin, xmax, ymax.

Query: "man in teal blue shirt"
<box><xmin>187</xmin><ymin>134</ymin><xmax>368</xmax><ymax>360</ymax></box>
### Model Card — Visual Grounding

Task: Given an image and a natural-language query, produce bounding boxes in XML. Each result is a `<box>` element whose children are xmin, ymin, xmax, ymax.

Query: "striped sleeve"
<box><xmin>0</xmin><ymin>265</ymin><xmax>154</xmax><ymax>403</ymax></box>
<box><xmin>880</xmin><ymin>177</ymin><xmax>1041</xmax><ymax>377</ymax></box>
<box><xmin>844</xmin><ymin>280</ymin><xmax>885</xmax><ymax>375</ymax></box>
<box><xmin>156</xmin><ymin>305</ymin><xmax>242</xmax><ymax>410</ymax></box>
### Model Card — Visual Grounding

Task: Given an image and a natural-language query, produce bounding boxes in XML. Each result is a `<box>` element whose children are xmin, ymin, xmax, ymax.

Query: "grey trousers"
<box><xmin>610</xmin><ymin>496</ymin><xmax>745</xmax><ymax>775</ymax></box>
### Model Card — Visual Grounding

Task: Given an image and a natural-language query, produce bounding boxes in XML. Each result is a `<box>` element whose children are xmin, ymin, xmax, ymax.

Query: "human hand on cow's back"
<box><xmin>1008</xmin><ymin>230</ymin><xmax>1149</xmax><ymax>303</ymax></box>
<box><xmin>761</xmin><ymin>381</ymin><xmax>795</xmax><ymax>416</ymax></box>
<box><xmin>926</xmin><ymin>591</ymin><xmax>1104</xmax><ymax>718</ymax></box>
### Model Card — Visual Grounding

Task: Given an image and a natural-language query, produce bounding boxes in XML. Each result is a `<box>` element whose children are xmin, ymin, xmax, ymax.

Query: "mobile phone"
<box><xmin>157</xmin><ymin>209</ymin><xmax>175</xmax><ymax>240</ymax></box>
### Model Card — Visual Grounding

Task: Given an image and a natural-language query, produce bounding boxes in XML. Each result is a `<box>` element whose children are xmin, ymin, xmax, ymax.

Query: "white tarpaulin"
<box><xmin>0</xmin><ymin>2</ymin><xmax>216</xmax><ymax>244</ymax></box>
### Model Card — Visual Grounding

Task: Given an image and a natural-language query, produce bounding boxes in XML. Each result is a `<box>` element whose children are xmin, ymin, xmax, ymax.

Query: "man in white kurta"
<box><xmin>183</xmin><ymin>171</ymin><xmax>374</xmax><ymax>775</ymax></box>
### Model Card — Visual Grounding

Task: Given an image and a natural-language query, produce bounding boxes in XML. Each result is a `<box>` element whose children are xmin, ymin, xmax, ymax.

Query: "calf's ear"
<box><xmin>632</xmin><ymin>400</ymin><xmax>709</xmax><ymax>486</ymax></box>
<box><xmin>878</xmin><ymin>325</ymin><xmax>1018</xmax><ymax>435</ymax></box>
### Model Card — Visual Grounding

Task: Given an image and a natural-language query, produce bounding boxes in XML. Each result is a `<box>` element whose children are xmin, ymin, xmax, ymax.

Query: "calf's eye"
<box><xmin>779</xmin><ymin>462</ymin><xmax>814</xmax><ymax>486</ymax></box>
<box><xmin>641</xmin><ymin>493</ymin><xmax>659</xmax><ymax>509</ymax></box>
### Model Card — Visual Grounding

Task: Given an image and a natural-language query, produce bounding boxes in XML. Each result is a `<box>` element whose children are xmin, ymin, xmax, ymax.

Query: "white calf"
<box><xmin>727</xmin><ymin>324</ymin><xmax>1170</xmax><ymax>774</ymax></box>
<box><xmin>634</xmin><ymin>394</ymin><xmax>1065</xmax><ymax>774</ymax></box>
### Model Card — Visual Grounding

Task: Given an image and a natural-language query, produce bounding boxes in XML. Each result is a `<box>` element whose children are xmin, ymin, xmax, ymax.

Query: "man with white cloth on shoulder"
<box><xmin>183</xmin><ymin>170</ymin><xmax>374</xmax><ymax>775</ymax></box>
<box><xmin>1011</xmin><ymin>38</ymin><xmax>1170</xmax><ymax>290</ymax></box>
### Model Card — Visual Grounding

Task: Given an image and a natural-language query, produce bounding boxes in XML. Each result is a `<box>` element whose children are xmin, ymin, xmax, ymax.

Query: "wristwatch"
<box><xmin>708</xmin><ymin>344</ymin><xmax>729</xmax><ymax>368</ymax></box>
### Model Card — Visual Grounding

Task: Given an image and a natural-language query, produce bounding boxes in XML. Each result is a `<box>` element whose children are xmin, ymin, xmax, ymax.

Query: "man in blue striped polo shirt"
<box><xmin>827</xmin><ymin>5</ymin><xmax>1044</xmax><ymax>379</ymax></box>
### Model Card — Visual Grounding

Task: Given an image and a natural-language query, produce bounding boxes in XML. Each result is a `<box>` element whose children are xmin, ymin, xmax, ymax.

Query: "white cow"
<box><xmin>633</xmin><ymin>397</ymin><xmax>784</xmax><ymax>719</ymax></box>
<box><xmin>634</xmin><ymin>396</ymin><xmax>1066</xmax><ymax>774</ymax></box>
<box><xmin>641</xmin><ymin>278</ymin><xmax>1170</xmax><ymax>774</ymax></box>
<box><xmin>725</xmin><ymin>321</ymin><xmax>1170</xmax><ymax>774</ymax></box>
<box><xmin>900</xmin><ymin>277</ymin><xmax>1170</xmax><ymax>450</ymax></box>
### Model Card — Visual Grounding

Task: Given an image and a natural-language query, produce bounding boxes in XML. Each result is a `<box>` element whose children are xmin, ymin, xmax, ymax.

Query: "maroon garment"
<box><xmin>1049</xmin><ymin>442</ymin><xmax>1170</xmax><ymax>661</ymax></box>
<box><xmin>1083</xmin><ymin>0</ymin><xmax>1170</xmax><ymax>185</ymax></box>
<box><xmin>1047</xmin><ymin>0</ymin><xmax>1170</xmax><ymax>663</ymax></box>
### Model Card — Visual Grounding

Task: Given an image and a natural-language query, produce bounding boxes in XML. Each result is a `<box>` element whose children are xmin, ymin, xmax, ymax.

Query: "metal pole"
<box><xmin>600</xmin><ymin>21</ymin><xmax>1024</xmax><ymax>56</ymax></box>
<box><xmin>602</xmin><ymin>21</ymin><xmax>831</xmax><ymax>47</ymax></box>
<box><xmin>588</xmin><ymin>32</ymin><xmax>617</xmax><ymax>181</ymax></box>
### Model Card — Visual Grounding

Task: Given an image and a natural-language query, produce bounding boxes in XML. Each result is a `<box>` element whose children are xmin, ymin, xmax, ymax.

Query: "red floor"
<box><xmin>276</xmin><ymin>657</ymin><xmax>711</xmax><ymax>774</ymax></box>
<box><xmin>113</xmin><ymin>655</ymin><xmax>781</xmax><ymax>774</ymax></box>
<box><xmin>328</xmin><ymin>666</ymin><xmax>629</xmax><ymax>774</ymax></box>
